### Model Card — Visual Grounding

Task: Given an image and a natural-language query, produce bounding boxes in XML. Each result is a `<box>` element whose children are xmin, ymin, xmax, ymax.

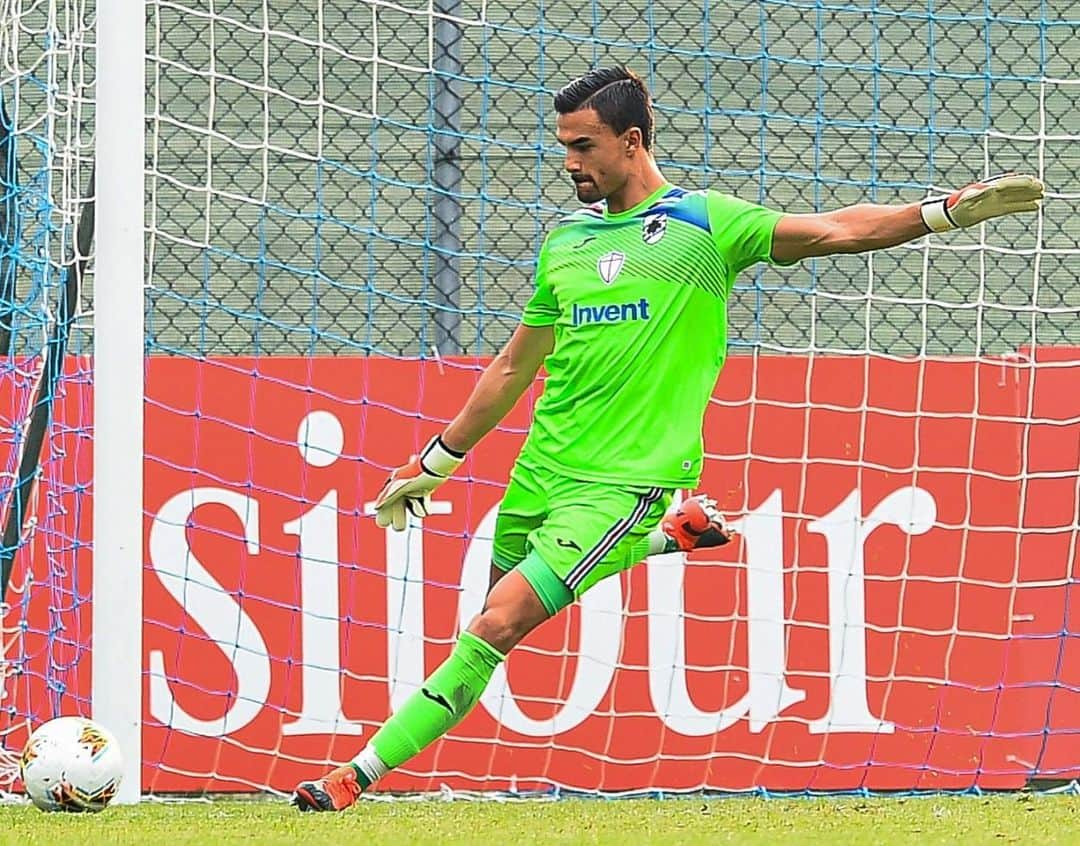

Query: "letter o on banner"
<box><xmin>459</xmin><ymin>503</ymin><xmax>621</xmax><ymax>737</ymax></box>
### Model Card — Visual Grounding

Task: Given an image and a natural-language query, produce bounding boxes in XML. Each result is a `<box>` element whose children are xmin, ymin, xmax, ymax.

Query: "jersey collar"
<box><xmin>603</xmin><ymin>183</ymin><xmax>676</xmax><ymax>219</ymax></box>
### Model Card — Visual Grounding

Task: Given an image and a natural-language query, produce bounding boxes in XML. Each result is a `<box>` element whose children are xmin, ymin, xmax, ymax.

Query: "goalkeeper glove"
<box><xmin>660</xmin><ymin>495</ymin><xmax>734</xmax><ymax>552</ymax></box>
<box><xmin>373</xmin><ymin>436</ymin><xmax>465</xmax><ymax>531</ymax></box>
<box><xmin>920</xmin><ymin>173</ymin><xmax>1044</xmax><ymax>233</ymax></box>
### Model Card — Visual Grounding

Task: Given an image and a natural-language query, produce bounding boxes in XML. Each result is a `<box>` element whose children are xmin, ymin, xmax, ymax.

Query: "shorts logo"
<box><xmin>597</xmin><ymin>251</ymin><xmax>625</xmax><ymax>284</ymax></box>
<box><xmin>642</xmin><ymin>213</ymin><xmax>667</xmax><ymax>245</ymax></box>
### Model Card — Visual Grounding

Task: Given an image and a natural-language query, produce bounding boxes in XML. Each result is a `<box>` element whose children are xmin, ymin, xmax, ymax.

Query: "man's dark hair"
<box><xmin>554</xmin><ymin>67</ymin><xmax>654</xmax><ymax>151</ymax></box>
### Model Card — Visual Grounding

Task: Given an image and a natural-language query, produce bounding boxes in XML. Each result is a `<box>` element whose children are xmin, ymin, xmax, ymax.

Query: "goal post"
<box><xmin>92</xmin><ymin>0</ymin><xmax>146</xmax><ymax>805</ymax></box>
<box><xmin>1</xmin><ymin>0</ymin><xmax>1078</xmax><ymax>800</ymax></box>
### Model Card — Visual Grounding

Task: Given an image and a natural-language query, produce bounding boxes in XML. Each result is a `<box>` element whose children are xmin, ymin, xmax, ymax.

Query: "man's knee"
<box><xmin>467</xmin><ymin>609</ymin><xmax>522</xmax><ymax>654</ymax></box>
<box><xmin>469</xmin><ymin>568</ymin><xmax>553</xmax><ymax>653</ymax></box>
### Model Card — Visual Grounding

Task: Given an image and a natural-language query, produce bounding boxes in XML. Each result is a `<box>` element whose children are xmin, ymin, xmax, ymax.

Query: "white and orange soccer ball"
<box><xmin>19</xmin><ymin>716</ymin><xmax>123</xmax><ymax>812</ymax></box>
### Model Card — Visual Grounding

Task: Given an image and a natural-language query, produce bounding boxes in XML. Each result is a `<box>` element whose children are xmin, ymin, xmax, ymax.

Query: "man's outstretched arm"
<box><xmin>373</xmin><ymin>323</ymin><xmax>554</xmax><ymax>529</ymax></box>
<box><xmin>771</xmin><ymin>173</ymin><xmax>1044</xmax><ymax>264</ymax></box>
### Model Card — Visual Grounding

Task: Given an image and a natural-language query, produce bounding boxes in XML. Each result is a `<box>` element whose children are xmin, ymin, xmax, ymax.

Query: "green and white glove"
<box><xmin>920</xmin><ymin>173</ymin><xmax>1044</xmax><ymax>233</ymax></box>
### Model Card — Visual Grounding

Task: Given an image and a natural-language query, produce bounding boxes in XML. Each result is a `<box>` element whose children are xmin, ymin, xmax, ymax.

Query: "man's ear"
<box><xmin>624</xmin><ymin>127</ymin><xmax>643</xmax><ymax>155</ymax></box>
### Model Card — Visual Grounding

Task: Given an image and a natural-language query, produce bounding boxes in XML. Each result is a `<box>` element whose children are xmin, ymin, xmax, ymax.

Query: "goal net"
<box><xmin>1</xmin><ymin>0</ymin><xmax>1078</xmax><ymax>796</ymax></box>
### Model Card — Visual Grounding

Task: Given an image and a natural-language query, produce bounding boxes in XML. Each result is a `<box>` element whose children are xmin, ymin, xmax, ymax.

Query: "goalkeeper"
<box><xmin>293</xmin><ymin>66</ymin><xmax>1043</xmax><ymax>811</ymax></box>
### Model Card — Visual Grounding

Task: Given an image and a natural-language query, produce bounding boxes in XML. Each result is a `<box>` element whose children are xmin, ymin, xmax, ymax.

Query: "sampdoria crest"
<box><xmin>642</xmin><ymin>213</ymin><xmax>667</xmax><ymax>245</ymax></box>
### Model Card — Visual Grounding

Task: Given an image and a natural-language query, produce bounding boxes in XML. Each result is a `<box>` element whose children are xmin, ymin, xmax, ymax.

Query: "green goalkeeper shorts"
<box><xmin>491</xmin><ymin>458</ymin><xmax>673</xmax><ymax>614</ymax></box>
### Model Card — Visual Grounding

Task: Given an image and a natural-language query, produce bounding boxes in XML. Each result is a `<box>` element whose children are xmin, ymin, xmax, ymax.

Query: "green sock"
<box><xmin>370</xmin><ymin>631</ymin><xmax>506</xmax><ymax>770</ymax></box>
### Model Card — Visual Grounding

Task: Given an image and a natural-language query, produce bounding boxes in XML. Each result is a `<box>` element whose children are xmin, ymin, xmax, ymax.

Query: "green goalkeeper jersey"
<box><xmin>519</xmin><ymin>183</ymin><xmax>788</xmax><ymax>488</ymax></box>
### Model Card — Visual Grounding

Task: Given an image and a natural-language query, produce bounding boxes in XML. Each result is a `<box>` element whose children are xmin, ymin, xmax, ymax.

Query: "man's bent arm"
<box><xmin>442</xmin><ymin>323</ymin><xmax>555</xmax><ymax>454</ymax></box>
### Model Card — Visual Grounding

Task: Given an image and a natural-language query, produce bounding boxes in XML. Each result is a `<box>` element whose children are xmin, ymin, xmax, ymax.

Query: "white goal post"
<box><xmin>92</xmin><ymin>0</ymin><xmax>145</xmax><ymax>805</ymax></box>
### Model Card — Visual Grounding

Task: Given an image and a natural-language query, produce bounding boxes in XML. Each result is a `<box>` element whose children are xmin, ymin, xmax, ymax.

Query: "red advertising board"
<box><xmin>2</xmin><ymin>353</ymin><xmax>1078</xmax><ymax>794</ymax></box>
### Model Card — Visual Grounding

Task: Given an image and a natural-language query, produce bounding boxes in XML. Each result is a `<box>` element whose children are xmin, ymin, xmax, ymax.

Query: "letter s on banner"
<box><xmin>147</xmin><ymin>488</ymin><xmax>272</xmax><ymax>736</ymax></box>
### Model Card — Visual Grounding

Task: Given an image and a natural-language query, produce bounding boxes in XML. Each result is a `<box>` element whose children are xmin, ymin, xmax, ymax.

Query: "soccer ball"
<box><xmin>19</xmin><ymin>716</ymin><xmax>123</xmax><ymax>812</ymax></box>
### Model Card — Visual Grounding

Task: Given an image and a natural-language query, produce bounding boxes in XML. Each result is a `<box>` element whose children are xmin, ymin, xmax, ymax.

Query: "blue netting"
<box><xmin>141</xmin><ymin>0</ymin><xmax>1079</xmax><ymax>359</ymax></box>
<box><xmin>0</xmin><ymin>5</ymin><xmax>96</xmax><ymax>753</ymax></box>
<box><xmin>1</xmin><ymin>0</ymin><xmax>1078</xmax><ymax>797</ymax></box>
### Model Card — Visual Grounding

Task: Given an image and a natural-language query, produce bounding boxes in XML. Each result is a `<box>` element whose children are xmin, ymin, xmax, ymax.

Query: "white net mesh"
<box><xmin>0</xmin><ymin>0</ymin><xmax>94</xmax><ymax>791</ymax></box>
<box><xmin>0</xmin><ymin>0</ymin><xmax>1078</xmax><ymax>796</ymax></box>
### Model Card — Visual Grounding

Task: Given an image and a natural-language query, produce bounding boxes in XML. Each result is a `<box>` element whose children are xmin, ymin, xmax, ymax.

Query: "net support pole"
<box><xmin>432</xmin><ymin>0</ymin><xmax>463</xmax><ymax>354</ymax></box>
<box><xmin>93</xmin><ymin>0</ymin><xmax>145</xmax><ymax>804</ymax></box>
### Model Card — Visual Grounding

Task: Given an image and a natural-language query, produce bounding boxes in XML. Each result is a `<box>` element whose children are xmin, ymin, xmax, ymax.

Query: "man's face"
<box><xmin>555</xmin><ymin>109</ymin><xmax>636</xmax><ymax>204</ymax></box>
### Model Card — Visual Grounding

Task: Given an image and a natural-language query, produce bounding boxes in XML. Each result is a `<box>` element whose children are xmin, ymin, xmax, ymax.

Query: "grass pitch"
<box><xmin>4</xmin><ymin>794</ymin><xmax>1079</xmax><ymax>845</ymax></box>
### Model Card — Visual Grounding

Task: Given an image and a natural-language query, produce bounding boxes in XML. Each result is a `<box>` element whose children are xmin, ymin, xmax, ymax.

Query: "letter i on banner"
<box><xmin>284</xmin><ymin>412</ymin><xmax>365</xmax><ymax>735</ymax></box>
